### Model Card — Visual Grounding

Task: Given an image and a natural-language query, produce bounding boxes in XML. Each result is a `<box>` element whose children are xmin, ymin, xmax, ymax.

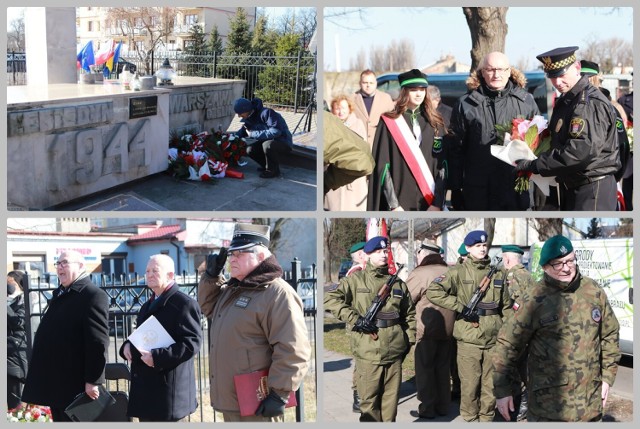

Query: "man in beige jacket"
<box><xmin>352</xmin><ymin>69</ymin><xmax>396</xmax><ymax>147</ymax></box>
<box><xmin>198</xmin><ymin>223</ymin><xmax>311</xmax><ymax>422</ymax></box>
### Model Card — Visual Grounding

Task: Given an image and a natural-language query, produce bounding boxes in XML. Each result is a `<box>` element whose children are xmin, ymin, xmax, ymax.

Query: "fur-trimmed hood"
<box><xmin>466</xmin><ymin>67</ymin><xmax>527</xmax><ymax>91</ymax></box>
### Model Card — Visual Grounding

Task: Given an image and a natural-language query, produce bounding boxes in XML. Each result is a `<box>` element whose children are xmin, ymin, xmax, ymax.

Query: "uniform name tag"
<box><xmin>234</xmin><ymin>296</ymin><xmax>251</xmax><ymax>308</ymax></box>
<box><xmin>539</xmin><ymin>314</ymin><xmax>559</xmax><ymax>326</ymax></box>
<box><xmin>493</xmin><ymin>279</ymin><xmax>503</xmax><ymax>288</ymax></box>
<box><xmin>392</xmin><ymin>288</ymin><xmax>403</xmax><ymax>298</ymax></box>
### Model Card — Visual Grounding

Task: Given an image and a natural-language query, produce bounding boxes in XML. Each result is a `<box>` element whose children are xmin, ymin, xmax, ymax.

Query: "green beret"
<box><xmin>540</xmin><ymin>235</ymin><xmax>574</xmax><ymax>266</ymax></box>
<box><xmin>501</xmin><ymin>244</ymin><xmax>524</xmax><ymax>255</ymax></box>
<box><xmin>457</xmin><ymin>243</ymin><xmax>469</xmax><ymax>256</ymax></box>
<box><xmin>349</xmin><ymin>241</ymin><xmax>366</xmax><ymax>254</ymax></box>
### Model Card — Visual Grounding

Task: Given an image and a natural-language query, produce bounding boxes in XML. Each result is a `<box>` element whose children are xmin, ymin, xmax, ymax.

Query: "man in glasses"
<box><xmin>448</xmin><ymin>51</ymin><xmax>539</xmax><ymax>211</ymax></box>
<box><xmin>493</xmin><ymin>235</ymin><xmax>620</xmax><ymax>422</ymax></box>
<box><xmin>22</xmin><ymin>250</ymin><xmax>109</xmax><ymax>422</ymax></box>
<box><xmin>197</xmin><ymin>223</ymin><xmax>311</xmax><ymax>422</ymax></box>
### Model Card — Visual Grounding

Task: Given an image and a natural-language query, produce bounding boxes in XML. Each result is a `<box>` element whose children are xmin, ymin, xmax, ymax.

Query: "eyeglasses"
<box><xmin>549</xmin><ymin>258</ymin><xmax>577</xmax><ymax>270</ymax></box>
<box><xmin>54</xmin><ymin>260</ymin><xmax>79</xmax><ymax>268</ymax></box>
<box><xmin>228</xmin><ymin>249</ymin><xmax>256</xmax><ymax>258</ymax></box>
<box><xmin>484</xmin><ymin>67</ymin><xmax>510</xmax><ymax>74</ymax></box>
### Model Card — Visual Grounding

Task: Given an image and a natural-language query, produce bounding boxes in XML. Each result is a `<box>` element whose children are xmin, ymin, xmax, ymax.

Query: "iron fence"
<box><xmin>22</xmin><ymin>258</ymin><xmax>317</xmax><ymax>422</ymax></box>
<box><xmin>7</xmin><ymin>50</ymin><xmax>316</xmax><ymax>113</ymax></box>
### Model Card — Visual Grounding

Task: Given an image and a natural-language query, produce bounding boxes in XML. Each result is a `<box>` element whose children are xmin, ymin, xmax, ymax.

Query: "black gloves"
<box><xmin>450</xmin><ymin>189</ymin><xmax>465</xmax><ymax>211</ymax></box>
<box><xmin>461</xmin><ymin>306</ymin><xmax>479</xmax><ymax>324</ymax></box>
<box><xmin>352</xmin><ymin>316</ymin><xmax>379</xmax><ymax>335</ymax></box>
<box><xmin>255</xmin><ymin>390</ymin><xmax>287</xmax><ymax>417</ymax></box>
<box><xmin>206</xmin><ymin>247</ymin><xmax>228</xmax><ymax>277</ymax></box>
<box><xmin>514</xmin><ymin>159</ymin><xmax>539</xmax><ymax>174</ymax></box>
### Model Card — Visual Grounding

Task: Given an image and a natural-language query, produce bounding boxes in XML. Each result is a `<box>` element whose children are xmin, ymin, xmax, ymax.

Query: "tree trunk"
<box><xmin>462</xmin><ymin>7</ymin><xmax>509</xmax><ymax>70</ymax></box>
<box><xmin>533</xmin><ymin>219</ymin><xmax>564</xmax><ymax>241</ymax></box>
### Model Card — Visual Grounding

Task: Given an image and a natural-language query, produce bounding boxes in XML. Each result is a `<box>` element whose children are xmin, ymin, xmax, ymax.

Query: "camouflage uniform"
<box><xmin>426</xmin><ymin>256</ymin><xmax>510</xmax><ymax>422</ymax></box>
<box><xmin>324</xmin><ymin>262</ymin><xmax>416</xmax><ymax>422</ymax></box>
<box><xmin>493</xmin><ymin>270</ymin><xmax>620</xmax><ymax>422</ymax></box>
<box><xmin>505</xmin><ymin>263</ymin><xmax>533</xmax><ymax>302</ymax></box>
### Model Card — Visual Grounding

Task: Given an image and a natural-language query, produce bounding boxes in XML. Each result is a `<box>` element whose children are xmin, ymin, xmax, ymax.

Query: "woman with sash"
<box><xmin>367</xmin><ymin>69</ymin><xmax>447</xmax><ymax>211</ymax></box>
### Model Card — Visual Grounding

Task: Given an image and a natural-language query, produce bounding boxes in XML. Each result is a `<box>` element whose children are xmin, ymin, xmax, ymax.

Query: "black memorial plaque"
<box><xmin>129</xmin><ymin>96</ymin><xmax>158</xmax><ymax>119</ymax></box>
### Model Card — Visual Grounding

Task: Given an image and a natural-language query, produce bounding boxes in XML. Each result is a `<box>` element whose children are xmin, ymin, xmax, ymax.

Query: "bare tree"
<box><xmin>370</xmin><ymin>45</ymin><xmax>387</xmax><ymax>73</ymax></box>
<box><xmin>392</xmin><ymin>39</ymin><xmax>416</xmax><ymax>70</ymax></box>
<box><xmin>106</xmin><ymin>7</ymin><xmax>178</xmax><ymax>74</ymax></box>
<box><xmin>350</xmin><ymin>47</ymin><xmax>367</xmax><ymax>71</ymax></box>
<box><xmin>530</xmin><ymin>218</ymin><xmax>564</xmax><ymax>241</ymax></box>
<box><xmin>581</xmin><ymin>37</ymin><xmax>633</xmax><ymax>73</ymax></box>
<box><xmin>462</xmin><ymin>7</ymin><xmax>509</xmax><ymax>70</ymax></box>
<box><xmin>7</xmin><ymin>10</ymin><xmax>25</xmax><ymax>51</ymax></box>
<box><xmin>484</xmin><ymin>218</ymin><xmax>496</xmax><ymax>249</ymax></box>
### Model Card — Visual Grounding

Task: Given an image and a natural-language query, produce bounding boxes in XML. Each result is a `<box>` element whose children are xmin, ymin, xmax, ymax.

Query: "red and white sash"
<box><xmin>381</xmin><ymin>115</ymin><xmax>435</xmax><ymax>205</ymax></box>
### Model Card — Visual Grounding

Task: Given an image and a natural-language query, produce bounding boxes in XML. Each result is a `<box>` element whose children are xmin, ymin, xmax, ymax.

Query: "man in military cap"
<box><xmin>197</xmin><ymin>223</ymin><xmax>311</xmax><ymax>421</ymax></box>
<box><xmin>325</xmin><ymin>236</ymin><xmax>416</xmax><ymax>422</ymax></box>
<box><xmin>406</xmin><ymin>239</ymin><xmax>453</xmax><ymax>419</ymax></box>
<box><xmin>515</xmin><ymin>46</ymin><xmax>620</xmax><ymax>210</ymax></box>
<box><xmin>426</xmin><ymin>230</ymin><xmax>510</xmax><ymax>422</ymax></box>
<box><xmin>493</xmin><ymin>235</ymin><xmax>620</xmax><ymax>422</ymax></box>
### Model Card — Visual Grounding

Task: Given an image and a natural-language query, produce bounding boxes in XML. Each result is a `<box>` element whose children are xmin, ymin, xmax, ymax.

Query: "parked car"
<box><xmin>377</xmin><ymin>71</ymin><xmax>554</xmax><ymax>118</ymax></box>
<box><xmin>337</xmin><ymin>259</ymin><xmax>353</xmax><ymax>280</ymax></box>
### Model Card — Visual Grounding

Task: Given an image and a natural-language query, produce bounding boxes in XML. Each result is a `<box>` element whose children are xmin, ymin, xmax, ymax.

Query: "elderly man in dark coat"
<box><xmin>120</xmin><ymin>254</ymin><xmax>202</xmax><ymax>422</ymax></box>
<box><xmin>21</xmin><ymin>250</ymin><xmax>110</xmax><ymax>422</ymax></box>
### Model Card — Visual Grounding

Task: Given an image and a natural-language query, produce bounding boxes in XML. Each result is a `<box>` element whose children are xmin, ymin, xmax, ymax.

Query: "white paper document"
<box><xmin>127</xmin><ymin>315</ymin><xmax>176</xmax><ymax>351</ymax></box>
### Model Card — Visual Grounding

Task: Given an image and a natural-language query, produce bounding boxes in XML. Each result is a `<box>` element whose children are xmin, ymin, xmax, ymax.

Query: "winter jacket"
<box><xmin>449</xmin><ymin>68</ymin><xmax>539</xmax><ymax>209</ymax></box>
<box><xmin>234</xmin><ymin>98</ymin><xmax>293</xmax><ymax>147</ymax></box>
<box><xmin>197</xmin><ymin>256</ymin><xmax>310</xmax><ymax>413</ymax></box>
<box><xmin>7</xmin><ymin>293</ymin><xmax>28</xmax><ymax>381</ymax></box>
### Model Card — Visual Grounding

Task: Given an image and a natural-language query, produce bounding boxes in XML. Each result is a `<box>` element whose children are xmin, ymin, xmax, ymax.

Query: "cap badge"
<box><xmin>542</xmin><ymin>56</ymin><xmax>552</xmax><ymax>67</ymax></box>
<box><xmin>380</xmin><ymin>240</ymin><xmax>386</xmax><ymax>248</ymax></box>
<box><xmin>481</xmin><ymin>234</ymin><xmax>486</xmax><ymax>241</ymax></box>
<box><xmin>559</xmin><ymin>245</ymin><xmax>568</xmax><ymax>254</ymax></box>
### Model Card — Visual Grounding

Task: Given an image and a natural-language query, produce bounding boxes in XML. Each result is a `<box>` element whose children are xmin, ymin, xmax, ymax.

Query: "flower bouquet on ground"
<box><xmin>7</xmin><ymin>403</ymin><xmax>53</xmax><ymax>422</ymax></box>
<box><xmin>491</xmin><ymin>115</ymin><xmax>554</xmax><ymax>195</ymax></box>
<box><xmin>168</xmin><ymin>130</ymin><xmax>247</xmax><ymax>181</ymax></box>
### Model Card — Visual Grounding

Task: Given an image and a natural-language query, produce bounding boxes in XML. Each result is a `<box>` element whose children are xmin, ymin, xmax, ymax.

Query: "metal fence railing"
<box><xmin>21</xmin><ymin>258</ymin><xmax>317</xmax><ymax>422</ymax></box>
<box><xmin>7</xmin><ymin>50</ymin><xmax>316</xmax><ymax>113</ymax></box>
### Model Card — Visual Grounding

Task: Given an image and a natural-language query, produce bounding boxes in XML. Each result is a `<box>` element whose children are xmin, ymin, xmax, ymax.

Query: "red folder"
<box><xmin>233</xmin><ymin>369</ymin><xmax>297</xmax><ymax>416</ymax></box>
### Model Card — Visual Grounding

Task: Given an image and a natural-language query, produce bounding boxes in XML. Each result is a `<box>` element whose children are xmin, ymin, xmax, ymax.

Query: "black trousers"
<box><xmin>51</xmin><ymin>407</ymin><xmax>73</xmax><ymax>422</ymax></box>
<box><xmin>560</xmin><ymin>175</ymin><xmax>617</xmax><ymax>211</ymax></box>
<box><xmin>246</xmin><ymin>139</ymin><xmax>292</xmax><ymax>173</ymax></box>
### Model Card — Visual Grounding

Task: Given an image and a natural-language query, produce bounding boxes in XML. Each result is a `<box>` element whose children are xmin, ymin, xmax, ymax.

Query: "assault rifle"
<box><xmin>459</xmin><ymin>257</ymin><xmax>502</xmax><ymax>328</ymax></box>
<box><xmin>353</xmin><ymin>263</ymin><xmax>404</xmax><ymax>340</ymax></box>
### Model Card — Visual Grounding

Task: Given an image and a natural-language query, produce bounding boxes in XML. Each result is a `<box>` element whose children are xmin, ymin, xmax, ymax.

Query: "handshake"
<box><xmin>205</xmin><ymin>247</ymin><xmax>228</xmax><ymax>277</ymax></box>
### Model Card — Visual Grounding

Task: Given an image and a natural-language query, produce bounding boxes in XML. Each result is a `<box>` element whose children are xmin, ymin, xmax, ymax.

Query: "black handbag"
<box><xmin>64</xmin><ymin>385</ymin><xmax>116</xmax><ymax>422</ymax></box>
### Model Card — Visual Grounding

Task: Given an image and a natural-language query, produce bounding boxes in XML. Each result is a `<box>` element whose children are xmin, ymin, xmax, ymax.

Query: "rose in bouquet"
<box><xmin>168</xmin><ymin>131</ymin><xmax>228</xmax><ymax>181</ymax></box>
<box><xmin>495</xmin><ymin>115</ymin><xmax>552</xmax><ymax>193</ymax></box>
<box><xmin>209</xmin><ymin>131</ymin><xmax>247</xmax><ymax>167</ymax></box>
<box><xmin>7</xmin><ymin>403</ymin><xmax>53</xmax><ymax>422</ymax></box>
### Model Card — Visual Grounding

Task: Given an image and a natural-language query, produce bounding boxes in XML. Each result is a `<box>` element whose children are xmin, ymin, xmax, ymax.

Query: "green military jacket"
<box><xmin>324</xmin><ymin>262</ymin><xmax>416</xmax><ymax>365</ymax></box>
<box><xmin>505</xmin><ymin>263</ymin><xmax>533</xmax><ymax>302</ymax></box>
<box><xmin>426</xmin><ymin>256</ymin><xmax>510</xmax><ymax>349</ymax></box>
<box><xmin>492</xmin><ymin>271</ymin><xmax>620</xmax><ymax>422</ymax></box>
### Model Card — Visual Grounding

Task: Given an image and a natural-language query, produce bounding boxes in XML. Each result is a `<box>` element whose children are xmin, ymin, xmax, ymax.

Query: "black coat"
<box><xmin>119</xmin><ymin>284</ymin><xmax>202</xmax><ymax>421</ymax></box>
<box><xmin>7</xmin><ymin>293</ymin><xmax>28</xmax><ymax>381</ymax></box>
<box><xmin>449</xmin><ymin>72</ymin><xmax>539</xmax><ymax>210</ymax></box>
<box><xmin>368</xmin><ymin>111</ymin><xmax>447</xmax><ymax>211</ymax></box>
<box><xmin>21</xmin><ymin>276</ymin><xmax>110</xmax><ymax>409</ymax></box>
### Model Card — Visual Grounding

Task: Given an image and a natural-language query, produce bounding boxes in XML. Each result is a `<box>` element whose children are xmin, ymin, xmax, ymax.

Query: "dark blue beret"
<box><xmin>364</xmin><ymin>236</ymin><xmax>388</xmax><ymax>254</ymax></box>
<box><xmin>464</xmin><ymin>230</ymin><xmax>488</xmax><ymax>246</ymax></box>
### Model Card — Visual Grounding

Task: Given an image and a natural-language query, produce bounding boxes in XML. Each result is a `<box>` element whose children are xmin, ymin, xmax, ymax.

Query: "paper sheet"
<box><xmin>127</xmin><ymin>315</ymin><xmax>175</xmax><ymax>351</ymax></box>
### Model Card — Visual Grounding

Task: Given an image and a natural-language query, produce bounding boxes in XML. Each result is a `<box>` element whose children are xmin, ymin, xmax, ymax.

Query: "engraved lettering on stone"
<box><xmin>7</xmin><ymin>102</ymin><xmax>113</xmax><ymax>137</ymax></box>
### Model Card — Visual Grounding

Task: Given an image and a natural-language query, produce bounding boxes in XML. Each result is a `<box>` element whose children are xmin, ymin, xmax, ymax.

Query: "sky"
<box><xmin>323</xmin><ymin>7</ymin><xmax>633</xmax><ymax>72</ymax></box>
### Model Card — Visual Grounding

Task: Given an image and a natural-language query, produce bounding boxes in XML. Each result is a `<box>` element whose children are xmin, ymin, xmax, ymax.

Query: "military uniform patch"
<box><xmin>234</xmin><ymin>296</ymin><xmax>251</xmax><ymax>308</ymax></box>
<box><xmin>592</xmin><ymin>307</ymin><xmax>602</xmax><ymax>322</ymax></box>
<box><xmin>512</xmin><ymin>301</ymin><xmax>520</xmax><ymax>311</ymax></box>
<box><xmin>433</xmin><ymin>275</ymin><xmax>445</xmax><ymax>283</ymax></box>
<box><xmin>392</xmin><ymin>288</ymin><xmax>403</xmax><ymax>298</ymax></box>
<box><xmin>569</xmin><ymin>118</ymin><xmax>585</xmax><ymax>137</ymax></box>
